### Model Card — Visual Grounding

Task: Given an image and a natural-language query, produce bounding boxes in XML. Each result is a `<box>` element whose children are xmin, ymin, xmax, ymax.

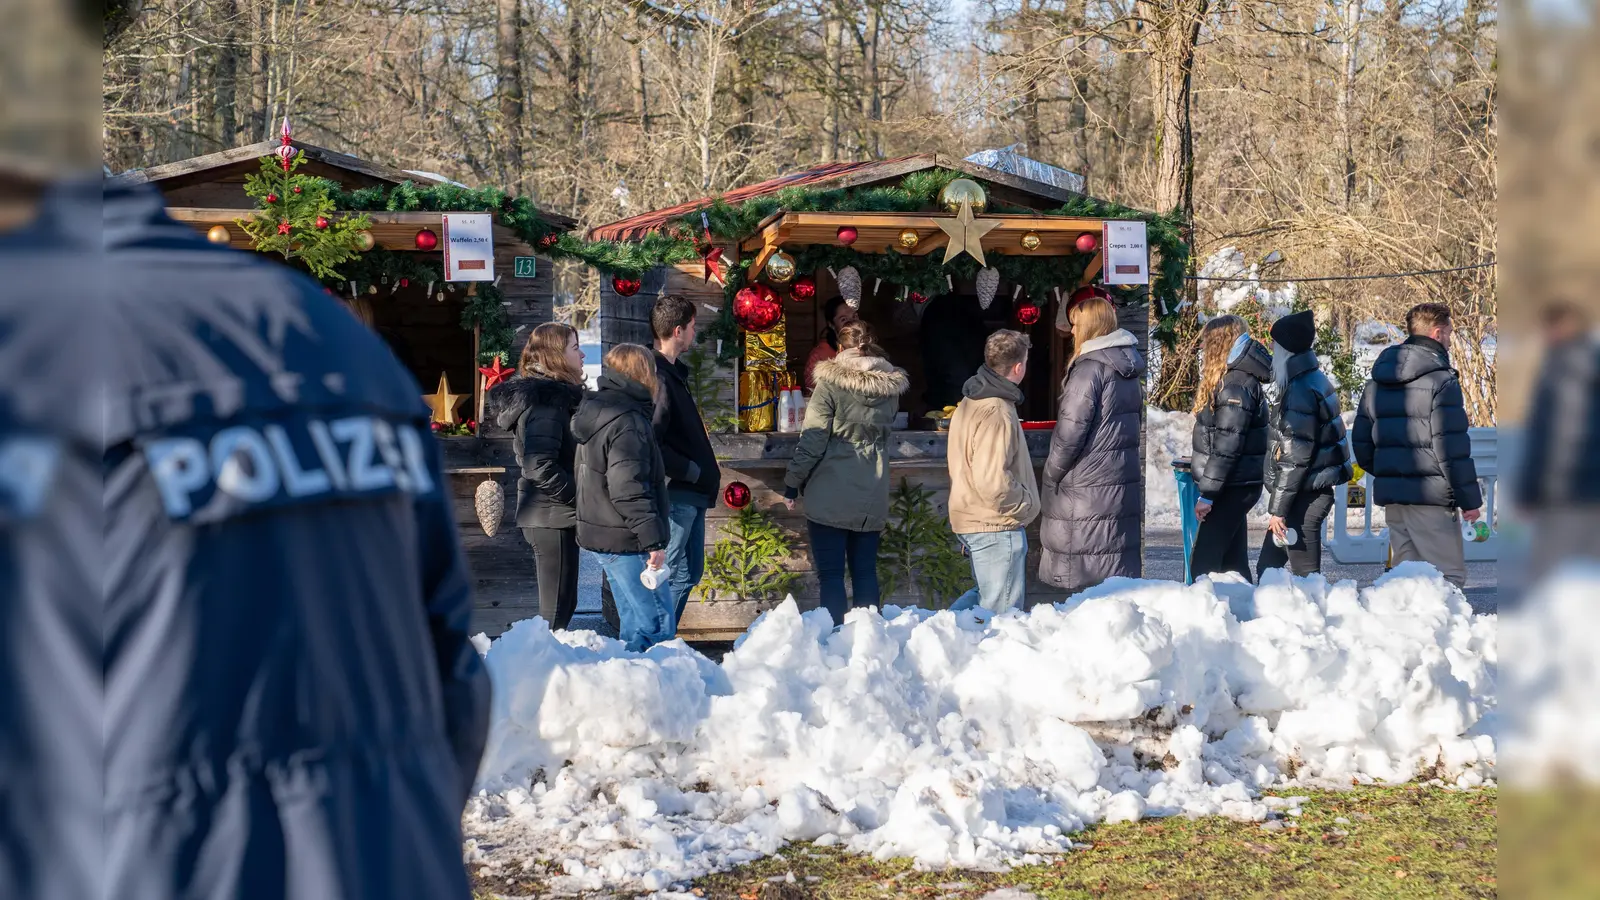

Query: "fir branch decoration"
<box><xmin>877</xmin><ymin>479</ymin><xmax>974</xmax><ymax>607</ymax></box>
<box><xmin>696</xmin><ymin>507</ymin><xmax>802</xmax><ymax>602</ymax></box>
<box><xmin>239</xmin><ymin>151</ymin><xmax>371</xmax><ymax>279</ymax></box>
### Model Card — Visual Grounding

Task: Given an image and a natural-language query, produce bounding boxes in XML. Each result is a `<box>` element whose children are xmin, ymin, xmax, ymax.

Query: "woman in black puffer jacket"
<box><xmin>1258</xmin><ymin>310</ymin><xmax>1353</xmax><ymax>580</ymax></box>
<box><xmin>572</xmin><ymin>344</ymin><xmax>676</xmax><ymax>652</ymax></box>
<box><xmin>1189</xmin><ymin>316</ymin><xmax>1271</xmax><ymax>581</ymax></box>
<box><xmin>488</xmin><ymin>323</ymin><xmax>587</xmax><ymax>630</ymax></box>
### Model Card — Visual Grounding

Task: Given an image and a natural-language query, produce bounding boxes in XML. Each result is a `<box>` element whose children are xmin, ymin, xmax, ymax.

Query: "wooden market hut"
<box><xmin>591</xmin><ymin>152</ymin><xmax>1167</xmax><ymax>640</ymax></box>
<box><xmin>109</xmin><ymin>140</ymin><xmax>580</xmax><ymax>635</ymax></box>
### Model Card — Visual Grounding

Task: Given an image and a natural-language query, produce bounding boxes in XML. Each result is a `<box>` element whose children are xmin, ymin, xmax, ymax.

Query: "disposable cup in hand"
<box><xmin>640</xmin><ymin>563</ymin><xmax>672</xmax><ymax>590</ymax></box>
<box><xmin>1460</xmin><ymin>520</ymin><xmax>1489</xmax><ymax>543</ymax></box>
<box><xmin>1272</xmin><ymin>527</ymin><xmax>1299</xmax><ymax>548</ymax></box>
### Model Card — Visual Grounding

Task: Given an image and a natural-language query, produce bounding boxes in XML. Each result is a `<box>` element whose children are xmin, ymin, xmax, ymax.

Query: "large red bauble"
<box><xmin>1016</xmin><ymin>301</ymin><xmax>1042</xmax><ymax>326</ymax></box>
<box><xmin>415</xmin><ymin>228</ymin><xmax>439</xmax><ymax>251</ymax></box>
<box><xmin>612</xmin><ymin>275</ymin><xmax>642</xmax><ymax>297</ymax></box>
<box><xmin>733</xmin><ymin>284</ymin><xmax>782</xmax><ymax>333</ymax></box>
<box><xmin>723</xmin><ymin>481</ymin><xmax>752</xmax><ymax>510</ymax></box>
<box><xmin>265</xmin><ymin>193</ymin><xmax>278</xmax><ymax>204</ymax></box>
<box><xmin>790</xmin><ymin>275</ymin><xmax>817</xmax><ymax>302</ymax></box>
<box><xmin>314</xmin><ymin>216</ymin><xmax>329</xmax><ymax>230</ymax></box>
<box><xmin>909</xmin><ymin>291</ymin><xmax>930</xmax><ymax>305</ymax></box>
<box><xmin>1069</xmin><ymin>285</ymin><xmax>1113</xmax><ymax>310</ymax></box>
<box><xmin>1075</xmin><ymin>232</ymin><xmax>1100</xmax><ymax>254</ymax></box>
<box><xmin>836</xmin><ymin>225</ymin><xmax>858</xmax><ymax>245</ymax></box>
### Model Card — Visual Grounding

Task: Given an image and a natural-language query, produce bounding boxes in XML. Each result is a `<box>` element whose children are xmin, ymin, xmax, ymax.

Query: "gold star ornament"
<box><xmin>935</xmin><ymin>201</ymin><xmax>1002</xmax><ymax>267</ymax></box>
<box><xmin>423</xmin><ymin>372</ymin><xmax>470</xmax><ymax>425</ymax></box>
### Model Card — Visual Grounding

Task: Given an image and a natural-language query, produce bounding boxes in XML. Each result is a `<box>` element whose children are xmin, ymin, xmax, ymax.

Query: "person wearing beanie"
<box><xmin>1352</xmin><ymin>303</ymin><xmax>1483</xmax><ymax>587</ymax></box>
<box><xmin>1258</xmin><ymin>309</ymin><xmax>1353</xmax><ymax>580</ymax></box>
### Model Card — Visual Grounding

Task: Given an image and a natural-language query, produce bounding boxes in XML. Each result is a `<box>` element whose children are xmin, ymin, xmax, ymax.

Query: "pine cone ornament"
<box><xmin>975</xmin><ymin>267</ymin><xmax>1000</xmax><ymax>310</ymax></box>
<box><xmin>475</xmin><ymin>479</ymin><xmax>505</xmax><ymax>537</ymax></box>
<box><xmin>835</xmin><ymin>265</ymin><xmax>862</xmax><ymax>309</ymax></box>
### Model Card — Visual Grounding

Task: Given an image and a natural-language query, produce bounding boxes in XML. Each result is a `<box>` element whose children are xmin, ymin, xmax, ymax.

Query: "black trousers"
<box><xmin>523</xmin><ymin>526</ymin><xmax>579</xmax><ymax>631</ymax></box>
<box><xmin>1190</xmin><ymin>484</ymin><xmax>1262</xmax><ymax>582</ymax></box>
<box><xmin>1256</xmin><ymin>489</ymin><xmax>1335</xmax><ymax>580</ymax></box>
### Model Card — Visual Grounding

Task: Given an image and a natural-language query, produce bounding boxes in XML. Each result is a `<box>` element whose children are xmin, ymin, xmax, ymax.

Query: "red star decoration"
<box><xmin>277</xmin><ymin>221</ymin><xmax>292</xmax><ymax>235</ymax></box>
<box><xmin>700</xmin><ymin>243</ymin><xmax>726</xmax><ymax>285</ymax></box>
<box><xmin>478</xmin><ymin>357</ymin><xmax>515</xmax><ymax>389</ymax></box>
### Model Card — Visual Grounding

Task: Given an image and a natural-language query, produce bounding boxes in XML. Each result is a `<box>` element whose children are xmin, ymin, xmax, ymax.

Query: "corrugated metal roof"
<box><xmin>588</xmin><ymin>156</ymin><xmax>929</xmax><ymax>241</ymax></box>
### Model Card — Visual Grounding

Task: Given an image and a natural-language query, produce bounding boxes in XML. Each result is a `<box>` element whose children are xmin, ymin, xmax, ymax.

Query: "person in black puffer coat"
<box><xmin>572</xmin><ymin>344</ymin><xmax>676</xmax><ymax>652</ymax></box>
<box><xmin>1189</xmin><ymin>316</ymin><xmax>1271</xmax><ymax>581</ymax></box>
<box><xmin>1258</xmin><ymin>309</ymin><xmax>1353</xmax><ymax>580</ymax></box>
<box><xmin>1352</xmin><ymin>303</ymin><xmax>1482</xmax><ymax>587</ymax></box>
<box><xmin>1040</xmin><ymin>296</ymin><xmax>1146</xmax><ymax>593</ymax></box>
<box><xmin>489</xmin><ymin>323</ymin><xmax>587</xmax><ymax>630</ymax></box>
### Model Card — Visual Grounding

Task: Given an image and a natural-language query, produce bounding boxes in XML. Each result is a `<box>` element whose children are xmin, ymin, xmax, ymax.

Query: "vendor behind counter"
<box><xmin>803</xmin><ymin>296</ymin><xmax>858</xmax><ymax>393</ymax></box>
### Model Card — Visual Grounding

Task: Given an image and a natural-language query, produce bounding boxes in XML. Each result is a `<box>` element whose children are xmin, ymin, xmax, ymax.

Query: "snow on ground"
<box><xmin>464</xmin><ymin>568</ymin><xmax>1495</xmax><ymax>894</ymax></box>
<box><xmin>1194</xmin><ymin>248</ymin><xmax>1297</xmax><ymax>320</ymax></box>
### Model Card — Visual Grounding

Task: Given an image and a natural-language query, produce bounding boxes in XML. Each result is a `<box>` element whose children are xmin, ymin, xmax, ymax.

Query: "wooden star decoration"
<box><xmin>478</xmin><ymin>356</ymin><xmax>515</xmax><ymax>390</ymax></box>
<box><xmin>422</xmin><ymin>372</ymin><xmax>470</xmax><ymax>425</ymax></box>
<box><xmin>935</xmin><ymin>201</ymin><xmax>1002</xmax><ymax>267</ymax></box>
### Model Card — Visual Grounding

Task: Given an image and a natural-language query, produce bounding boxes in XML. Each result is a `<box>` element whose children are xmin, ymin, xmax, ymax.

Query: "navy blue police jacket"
<box><xmin>0</xmin><ymin>180</ymin><xmax>491</xmax><ymax>900</ymax></box>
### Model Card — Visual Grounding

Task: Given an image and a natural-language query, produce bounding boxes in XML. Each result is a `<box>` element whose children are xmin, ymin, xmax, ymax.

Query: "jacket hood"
<box><xmin>814</xmin><ymin>349</ymin><xmax>910</xmax><ymax>398</ymax></box>
<box><xmin>1074</xmin><ymin>329</ymin><xmax>1146</xmax><ymax>378</ymax></box>
<box><xmin>1371</xmin><ymin>336</ymin><xmax>1452</xmax><ymax>386</ymax></box>
<box><xmin>962</xmin><ymin>364</ymin><xmax>1024</xmax><ymax>405</ymax></box>
<box><xmin>1227</xmin><ymin>336</ymin><xmax>1273</xmax><ymax>384</ymax></box>
<box><xmin>489</xmin><ymin>374</ymin><xmax>583</xmax><ymax>430</ymax></box>
<box><xmin>571</xmin><ymin>370</ymin><xmax>653</xmax><ymax>443</ymax></box>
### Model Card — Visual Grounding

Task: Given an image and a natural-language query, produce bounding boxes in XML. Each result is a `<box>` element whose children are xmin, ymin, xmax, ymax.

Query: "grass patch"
<box><xmin>473</xmin><ymin>785</ymin><xmax>1496</xmax><ymax>899</ymax></box>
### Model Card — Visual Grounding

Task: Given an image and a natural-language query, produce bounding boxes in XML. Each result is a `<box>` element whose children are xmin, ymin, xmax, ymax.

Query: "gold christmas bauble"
<box><xmin>206</xmin><ymin>224</ymin><xmax>231</xmax><ymax>244</ymax></box>
<box><xmin>898</xmin><ymin>229</ymin><xmax>921</xmax><ymax>250</ymax></box>
<box><xmin>764</xmin><ymin>250</ymin><xmax>797</xmax><ymax>284</ymax></box>
<box><xmin>1020</xmin><ymin>231</ymin><xmax>1042</xmax><ymax>251</ymax></box>
<box><xmin>355</xmin><ymin>229</ymin><xmax>376</xmax><ymax>252</ymax></box>
<box><xmin>939</xmin><ymin>178</ymin><xmax>988</xmax><ymax>215</ymax></box>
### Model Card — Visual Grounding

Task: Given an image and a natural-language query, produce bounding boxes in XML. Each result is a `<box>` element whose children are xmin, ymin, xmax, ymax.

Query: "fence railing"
<box><xmin>1325</xmin><ymin>427</ymin><xmax>1498</xmax><ymax>564</ymax></box>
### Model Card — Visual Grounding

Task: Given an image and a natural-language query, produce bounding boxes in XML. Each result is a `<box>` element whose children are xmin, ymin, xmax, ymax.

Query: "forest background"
<box><xmin>103</xmin><ymin>0</ymin><xmax>1496</xmax><ymax>420</ymax></box>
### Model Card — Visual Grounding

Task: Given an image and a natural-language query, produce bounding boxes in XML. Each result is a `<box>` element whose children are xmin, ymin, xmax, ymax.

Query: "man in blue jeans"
<box><xmin>650</xmin><ymin>295</ymin><xmax>722</xmax><ymax>624</ymax></box>
<box><xmin>945</xmin><ymin>331</ymin><xmax>1041</xmax><ymax>612</ymax></box>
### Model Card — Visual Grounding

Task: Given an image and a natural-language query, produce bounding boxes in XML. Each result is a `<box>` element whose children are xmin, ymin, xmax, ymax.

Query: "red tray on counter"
<box><xmin>1020</xmin><ymin>421</ymin><xmax>1055</xmax><ymax>431</ymax></box>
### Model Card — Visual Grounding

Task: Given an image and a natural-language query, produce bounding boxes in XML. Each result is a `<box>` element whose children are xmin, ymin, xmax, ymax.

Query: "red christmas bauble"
<box><xmin>733</xmin><ymin>285</ymin><xmax>782</xmax><ymax>333</ymax></box>
<box><xmin>315</xmin><ymin>216</ymin><xmax>329</xmax><ymax>230</ymax></box>
<box><xmin>1075</xmin><ymin>232</ymin><xmax>1100</xmax><ymax>254</ymax></box>
<box><xmin>291</xmin><ymin>185</ymin><xmax>303</xmax><ymax>194</ymax></box>
<box><xmin>836</xmin><ymin>225</ymin><xmax>858</xmax><ymax>245</ymax></box>
<box><xmin>1016</xmin><ymin>302</ymin><xmax>1042</xmax><ymax>326</ymax></box>
<box><xmin>790</xmin><ymin>275</ymin><xmax>817</xmax><ymax>302</ymax></box>
<box><xmin>399</xmin><ymin>278</ymin><xmax>409</xmax><ymax>288</ymax></box>
<box><xmin>723</xmin><ymin>481</ymin><xmax>752</xmax><ymax>510</ymax></box>
<box><xmin>1069</xmin><ymin>285</ymin><xmax>1113</xmax><ymax>310</ymax></box>
<box><xmin>612</xmin><ymin>275</ymin><xmax>642</xmax><ymax>297</ymax></box>
<box><xmin>909</xmin><ymin>291</ymin><xmax>930</xmax><ymax>305</ymax></box>
<box><xmin>266</xmin><ymin>193</ymin><xmax>278</xmax><ymax>204</ymax></box>
<box><xmin>415</xmin><ymin>228</ymin><xmax>439</xmax><ymax>251</ymax></box>
<box><xmin>538</xmin><ymin>233</ymin><xmax>560</xmax><ymax>249</ymax></box>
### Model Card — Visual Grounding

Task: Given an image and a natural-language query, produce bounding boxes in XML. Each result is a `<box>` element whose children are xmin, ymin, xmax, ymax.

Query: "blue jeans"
<box><xmin>667</xmin><ymin>502</ymin><xmax>707</xmax><ymax>623</ymax></box>
<box><xmin>592</xmin><ymin>552</ymin><xmax>676</xmax><ymax>652</ymax></box>
<box><xmin>807</xmin><ymin>521</ymin><xmax>881</xmax><ymax>625</ymax></box>
<box><xmin>950</xmin><ymin>529</ymin><xmax>1028</xmax><ymax>613</ymax></box>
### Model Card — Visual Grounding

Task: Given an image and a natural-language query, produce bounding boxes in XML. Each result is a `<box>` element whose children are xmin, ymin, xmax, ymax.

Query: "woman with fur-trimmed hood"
<box><xmin>783</xmin><ymin>321</ymin><xmax>909</xmax><ymax>623</ymax></box>
<box><xmin>489</xmin><ymin>323</ymin><xmax>587</xmax><ymax>630</ymax></box>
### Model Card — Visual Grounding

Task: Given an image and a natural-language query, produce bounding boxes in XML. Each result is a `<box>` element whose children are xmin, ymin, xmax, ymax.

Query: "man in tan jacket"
<box><xmin>947</xmin><ymin>330</ymin><xmax>1041</xmax><ymax>613</ymax></box>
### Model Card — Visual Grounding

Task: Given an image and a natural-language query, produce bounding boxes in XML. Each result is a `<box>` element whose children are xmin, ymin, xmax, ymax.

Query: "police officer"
<box><xmin>1</xmin><ymin>176</ymin><xmax>491</xmax><ymax>898</ymax></box>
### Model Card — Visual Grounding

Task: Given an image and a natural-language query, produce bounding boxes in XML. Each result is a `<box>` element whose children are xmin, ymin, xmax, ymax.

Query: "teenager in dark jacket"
<box><xmin>489</xmin><ymin>323</ymin><xmax>586</xmax><ymax>630</ymax></box>
<box><xmin>1352</xmin><ymin>303</ymin><xmax>1482</xmax><ymax>587</ymax></box>
<box><xmin>650</xmin><ymin>295</ymin><xmax>721</xmax><ymax>625</ymax></box>
<box><xmin>1258</xmin><ymin>309</ymin><xmax>1353</xmax><ymax>579</ymax></box>
<box><xmin>783</xmin><ymin>322</ymin><xmax>910</xmax><ymax>621</ymax></box>
<box><xmin>1189</xmin><ymin>316</ymin><xmax>1271</xmax><ymax>581</ymax></box>
<box><xmin>573</xmin><ymin>344</ymin><xmax>676</xmax><ymax>651</ymax></box>
<box><xmin>1041</xmin><ymin>296</ymin><xmax>1146</xmax><ymax>593</ymax></box>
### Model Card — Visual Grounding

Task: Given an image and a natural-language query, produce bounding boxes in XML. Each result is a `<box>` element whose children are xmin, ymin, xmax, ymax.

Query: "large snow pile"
<box><xmin>1195</xmin><ymin>248</ymin><xmax>1297</xmax><ymax>319</ymax></box>
<box><xmin>464</xmin><ymin>568</ymin><xmax>1495</xmax><ymax>893</ymax></box>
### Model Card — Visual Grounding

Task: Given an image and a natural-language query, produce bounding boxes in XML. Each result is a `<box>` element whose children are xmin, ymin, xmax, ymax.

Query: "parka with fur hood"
<box><xmin>1040</xmin><ymin>329</ymin><xmax>1146</xmax><ymax>592</ymax></box>
<box><xmin>783</xmin><ymin>348</ymin><xmax>910</xmax><ymax>532</ymax></box>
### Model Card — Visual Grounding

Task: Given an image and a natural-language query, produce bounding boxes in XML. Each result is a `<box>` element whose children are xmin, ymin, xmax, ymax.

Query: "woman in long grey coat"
<box><xmin>1041</xmin><ymin>296</ymin><xmax>1147</xmax><ymax>592</ymax></box>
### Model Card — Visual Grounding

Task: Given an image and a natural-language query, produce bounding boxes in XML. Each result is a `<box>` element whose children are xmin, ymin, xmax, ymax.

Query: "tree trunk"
<box><xmin>217</xmin><ymin>0</ymin><xmax>240</xmax><ymax>146</ymax></box>
<box><xmin>497</xmin><ymin>0</ymin><xmax>526</xmax><ymax>190</ymax></box>
<box><xmin>823</xmin><ymin>14</ymin><xmax>842</xmax><ymax>162</ymax></box>
<box><xmin>1019</xmin><ymin>0</ymin><xmax>1042</xmax><ymax>155</ymax></box>
<box><xmin>1334</xmin><ymin>0</ymin><xmax>1363</xmax><ymax>210</ymax></box>
<box><xmin>628</xmin><ymin>7</ymin><xmax>649</xmax><ymax>133</ymax></box>
<box><xmin>860</xmin><ymin>4</ymin><xmax>882</xmax><ymax>158</ymax></box>
<box><xmin>251</xmin><ymin>0</ymin><xmax>271</xmax><ymax>141</ymax></box>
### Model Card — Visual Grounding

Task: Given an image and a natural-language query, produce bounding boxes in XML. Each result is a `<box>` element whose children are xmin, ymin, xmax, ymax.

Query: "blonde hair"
<box><xmin>603</xmin><ymin>343</ymin><xmax>658</xmax><ymax>398</ymax></box>
<box><xmin>1067</xmin><ymin>296</ymin><xmax>1119</xmax><ymax>365</ymax></box>
<box><xmin>1192</xmin><ymin>315</ymin><xmax>1247</xmax><ymax>415</ymax></box>
<box><xmin>519</xmin><ymin>322</ymin><xmax>584</xmax><ymax>385</ymax></box>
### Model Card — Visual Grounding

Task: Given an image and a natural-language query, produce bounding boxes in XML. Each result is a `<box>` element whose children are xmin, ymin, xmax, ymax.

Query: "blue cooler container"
<box><xmin>1172</xmin><ymin>459</ymin><xmax>1199</xmax><ymax>584</ymax></box>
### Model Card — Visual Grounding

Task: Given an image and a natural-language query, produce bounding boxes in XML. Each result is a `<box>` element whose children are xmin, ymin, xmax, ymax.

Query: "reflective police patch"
<box><xmin>0</xmin><ymin>435</ymin><xmax>61</xmax><ymax>522</ymax></box>
<box><xmin>141</xmin><ymin>412</ymin><xmax>437</xmax><ymax>523</ymax></box>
